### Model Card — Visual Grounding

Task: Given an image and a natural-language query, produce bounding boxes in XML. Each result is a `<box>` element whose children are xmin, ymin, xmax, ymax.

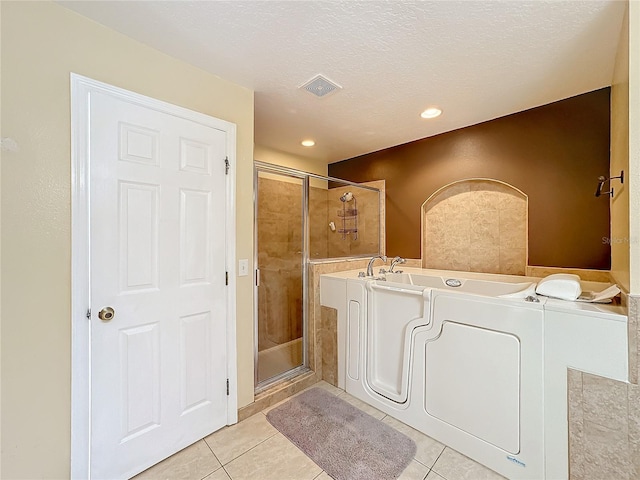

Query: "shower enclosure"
<box><xmin>254</xmin><ymin>162</ymin><xmax>382</xmax><ymax>391</ymax></box>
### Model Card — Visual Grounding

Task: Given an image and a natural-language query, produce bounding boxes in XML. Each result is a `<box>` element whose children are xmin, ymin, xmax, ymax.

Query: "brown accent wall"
<box><xmin>329</xmin><ymin>89</ymin><xmax>611</xmax><ymax>270</ymax></box>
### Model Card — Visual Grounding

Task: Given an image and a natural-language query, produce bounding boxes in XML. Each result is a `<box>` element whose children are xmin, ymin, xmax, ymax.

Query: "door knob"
<box><xmin>98</xmin><ymin>306</ymin><xmax>115</xmax><ymax>321</ymax></box>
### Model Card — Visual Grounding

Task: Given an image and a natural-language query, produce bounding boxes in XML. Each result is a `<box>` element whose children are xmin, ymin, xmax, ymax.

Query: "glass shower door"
<box><xmin>255</xmin><ymin>168</ymin><xmax>307</xmax><ymax>387</ymax></box>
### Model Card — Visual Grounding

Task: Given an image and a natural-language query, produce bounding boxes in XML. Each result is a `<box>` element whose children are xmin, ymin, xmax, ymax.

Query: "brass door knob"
<box><xmin>98</xmin><ymin>307</ymin><xmax>115</xmax><ymax>321</ymax></box>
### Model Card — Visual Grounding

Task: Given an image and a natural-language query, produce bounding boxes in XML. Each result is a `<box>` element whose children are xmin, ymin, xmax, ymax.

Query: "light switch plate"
<box><xmin>238</xmin><ymin>259</ymin><xmax>249</xmax><ymax>276</ymax></box>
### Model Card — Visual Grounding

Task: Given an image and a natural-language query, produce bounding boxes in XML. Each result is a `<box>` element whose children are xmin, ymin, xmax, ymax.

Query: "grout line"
<box><xmin>199</xmin><ymin>466</ymin><xmax>219</xmax><ymax>480</ymax></box>
<box><xmin>221</xmin><ymin>464</ymin><xmax>232</xmax><ymax>480</ymax></box>
<box><xmin>219</xmin><ymin>431</ymin><xmax>281</xmax><ymax>466</ymax></box>
<box><xmin>430</xmin><ymin>447</ymin><xmax>448</xmax><ymax>478</ymax></box>
<box><xmin>202</xmin><ymin>438</ymin><xmax>223</xmax><ymax>470</ymax></box>
<box><xmin>413</xmin><ymin>457</ymin><xmax>432</xmax><ymax>469</ymax></box>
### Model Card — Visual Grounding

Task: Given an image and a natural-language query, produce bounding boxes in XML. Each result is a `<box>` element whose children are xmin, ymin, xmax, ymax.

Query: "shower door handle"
<box><xmin>255</xmin><ymin>268</ymin><xmax>260</xmax><ymax>287</ymax></box>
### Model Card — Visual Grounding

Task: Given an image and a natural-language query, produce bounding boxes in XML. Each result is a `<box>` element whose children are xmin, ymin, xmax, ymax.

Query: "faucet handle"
<box><xmin>379</xmin><ymin>268</ymin><xmax>387</xmax><ymax>274</ymax></box>
<box><xmin>389</xmin><ymin>256</ymin><xmax>406</xmax><ymax>273</ymax></box>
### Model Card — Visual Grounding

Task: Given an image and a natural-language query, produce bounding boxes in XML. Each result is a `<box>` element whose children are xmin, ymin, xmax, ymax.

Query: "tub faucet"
<box><xmin>390</xmin><ymin>256</ymin><xmax>406</xmax><ymax>273</ymax></box>
<box><xmin>367</xmin><ymin>255</ymin><xmax>387</xmax><ymax>277</ymax></box>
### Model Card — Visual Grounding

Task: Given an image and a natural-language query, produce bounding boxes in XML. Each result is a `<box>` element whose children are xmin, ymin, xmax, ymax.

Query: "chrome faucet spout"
<box><xmin>367</xmin><ymin>255</ymin><xmax>387</xmax><ymax>277</ymax></box>
<box><xmin>389</xmin><ymin>256</ymin><xmax>406</xmax><ymax>273</ymax></box>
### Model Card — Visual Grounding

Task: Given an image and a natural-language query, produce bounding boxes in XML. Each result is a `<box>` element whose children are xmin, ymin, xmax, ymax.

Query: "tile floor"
<box><xmin>134</xmin><ymin>381</ymin><xmax>506</xmax><ymax>480</ymax></box>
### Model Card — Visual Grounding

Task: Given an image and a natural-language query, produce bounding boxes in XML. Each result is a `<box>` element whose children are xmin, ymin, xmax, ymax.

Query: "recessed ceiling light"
<box><xmin>301</xmin><ymin>139</ymin><xmax>315</xmax><ymax>147</ymax></box>
<box><xmin>421</xmin><ymin>107</ymin><xmax>442</xmax><ymax>119</ymax></box>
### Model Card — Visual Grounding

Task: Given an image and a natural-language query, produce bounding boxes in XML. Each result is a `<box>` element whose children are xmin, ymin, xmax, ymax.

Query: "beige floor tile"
<box><xmin>204</xmin><ymin>413</ymin><xmax>278</xmax><ymax>465</ymax></box>
<box><xmin>431</xmin><ymin>447</ymin><xmax>506</xmax><ymax>480</ymax></box>
<box><xmin>307</xmin><ymin>380</ymin><xmax>344</xmax><ymax>396</ymax></box>
<box><xmin>425</xmin><ymin>471</ymin><xmax>446</xmax><ymax>480</ymax></box>
<box><xmin>224</xmin><ymin>433</ymin><xmax>322</xmax><ymax>480</ymax></box>
<box><xmin>312</xmin><ymin>472</ymin><xmax>333</xmax><ymax>480</ymax></box>
<box><xmin>336</xmin><ymin>391</ymin><xmax>386</xmax><ymax>420</ymax></box>
<box><xmin>381</xmin><ymin>416</ymin><xmax>445</xmax><ymax>468</ymax></box>
<box><xmin>203</xmin><ymin>468</ymin><xmax>231</xmax><ymax>480</ymax></box>
<box><xmin>398</xmin><ymin>459</ymin><xmax>430</xmax><ymax>480</ymax></box>
<box><xmin>133</xmin><ymin>440</ymin><xmax>221</xmax><ymax>480</ymax></box>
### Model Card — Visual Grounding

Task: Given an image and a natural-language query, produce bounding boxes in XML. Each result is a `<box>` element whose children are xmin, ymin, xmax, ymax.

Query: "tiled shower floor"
<box><xmin>134</xmin><ymin>381</ymin><xmax>505</xmax><ymax>480</ymax></box>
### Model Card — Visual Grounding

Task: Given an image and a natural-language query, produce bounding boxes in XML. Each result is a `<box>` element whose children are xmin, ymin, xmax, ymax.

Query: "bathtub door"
<box><xmin>365</xmin><ymin>282</ymin><xmax>430</xmax><ymax>403</ymax></box>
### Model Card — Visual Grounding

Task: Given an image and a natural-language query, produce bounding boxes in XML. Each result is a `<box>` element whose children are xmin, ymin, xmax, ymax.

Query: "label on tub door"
<box><xmin>506</xmin><ymin>456</ymin><xmax>526</xmax><ymax>468</ymax></box>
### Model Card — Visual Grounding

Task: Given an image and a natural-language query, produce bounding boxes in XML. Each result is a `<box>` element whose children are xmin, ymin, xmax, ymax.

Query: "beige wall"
<box><xmin>0</xmin><ymin>3</ymin><xmax>4</xmax><ymax>475</ymax></box>
<box><xmin>254</xmin><ymin>144</ymin><xmax>328</xmax><ymax>177</ymax></box>
<box><xmin>0</xmin><ymin>2</ymin><xmax>254</xmax><ymax>478</ymax></box>
<box><xmin>630</xmin><ymin>0</ymin><xmax>640</xmax><ymax>294</ymax></box>
<box><xmin>611</xmin><ymin>4</ymin><xmax>631</xmax><ymax>292</ymax></box>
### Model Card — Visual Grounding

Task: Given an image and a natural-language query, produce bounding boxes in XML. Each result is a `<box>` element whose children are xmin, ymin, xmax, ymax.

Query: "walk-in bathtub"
<box><xmin>320</xmin><ymin>267</ymin><xmax>627</xmax><ymax>480</ymax></box>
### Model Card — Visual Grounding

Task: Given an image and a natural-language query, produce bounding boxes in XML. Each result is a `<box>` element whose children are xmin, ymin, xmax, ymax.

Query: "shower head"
<box><xmin>339</xmin><ymin>192</ymin><xmax>353</xmax><ymax>202</ymax></box>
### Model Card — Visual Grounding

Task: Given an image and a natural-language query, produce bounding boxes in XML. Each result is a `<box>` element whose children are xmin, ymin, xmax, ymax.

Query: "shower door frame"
<box><xmin>253</xmin><ymin>161</ymin><xmax>384</xmax><ymax>392</ymax></box>
<box><xmin>254</xmin><ymin>162</ymin><xmax>310</xmax><ymax>391</ymax></box>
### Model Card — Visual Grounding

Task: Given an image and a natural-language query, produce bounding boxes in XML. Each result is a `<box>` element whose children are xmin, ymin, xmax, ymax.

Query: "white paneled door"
<box><xmin>84</xmin><ymin>82</ymin><xmax>234</xmax><ymax>479</ymax></box>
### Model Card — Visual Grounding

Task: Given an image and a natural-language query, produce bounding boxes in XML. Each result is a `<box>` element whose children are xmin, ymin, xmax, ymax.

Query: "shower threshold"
<box><xmin>255</xmin><ymin>364</ymin><xmax>311</xmax><ymax>395</ymax></box>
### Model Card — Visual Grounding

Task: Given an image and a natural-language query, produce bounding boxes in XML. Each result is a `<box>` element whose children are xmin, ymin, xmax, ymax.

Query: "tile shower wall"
<box><xmin>256</xmin><ymin>176</ymin><xmax>382</xmax><ymax>376</ymax></box>
<box><xmin>422</xmin><ymin>179</ymin><xmax>527</xmax><ymax>275</ymax></box>
<box><xmin>257</xmin><ymin>177</ymin><xmax>304</xmax><ymax>354</ymax></box>
<box><xmin>309</xmin><ymin>185</ymin><xmax>329</xmax><ymax>258</ymax></box>
<box><xmin>327</xmin><ymin>181</ymin><xmax>384</xmax><ymax>258</ymax></box>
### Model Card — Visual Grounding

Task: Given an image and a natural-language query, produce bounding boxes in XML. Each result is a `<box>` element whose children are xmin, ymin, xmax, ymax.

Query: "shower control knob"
<box><xmin>98</xmin><ymin>306</ymin><xmax>115</xmax><ymax>321</ymax></box>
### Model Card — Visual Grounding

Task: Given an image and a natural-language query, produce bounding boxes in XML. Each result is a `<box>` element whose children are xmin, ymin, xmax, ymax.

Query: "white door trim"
<box><xmin>70</xmin><ymin>73</ymin><xmax>237</xmax><ymax>479</ymax></box>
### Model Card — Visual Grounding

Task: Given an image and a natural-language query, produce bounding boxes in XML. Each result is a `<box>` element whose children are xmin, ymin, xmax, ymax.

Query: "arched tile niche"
<box><xmin>421</xmin><ymin>178</ymin><xmax>528</xmax><ymax>275</ymax></box>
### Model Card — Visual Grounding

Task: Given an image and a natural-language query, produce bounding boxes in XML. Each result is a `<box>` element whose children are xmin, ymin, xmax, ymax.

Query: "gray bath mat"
<box><xmin>266</xmin><ymin>387</ymin><xmax>417</xmax><ymax>480</ymax></box>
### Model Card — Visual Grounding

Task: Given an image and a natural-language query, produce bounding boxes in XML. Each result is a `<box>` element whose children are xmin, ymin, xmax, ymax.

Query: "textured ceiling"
<box><xmin>59</xmin><ymin>1</ymin><xmax>626</xmax><ymax>164</ymax></box>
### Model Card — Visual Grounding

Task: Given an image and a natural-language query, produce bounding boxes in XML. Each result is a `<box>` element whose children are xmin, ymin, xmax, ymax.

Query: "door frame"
<box><xmin>70</xmin><ymin>73</ymin><xmax>237</xmax><ymax>479</ymax></box>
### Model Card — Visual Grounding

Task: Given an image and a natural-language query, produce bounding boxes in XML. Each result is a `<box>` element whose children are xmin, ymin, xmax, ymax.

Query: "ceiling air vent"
<box><xmin>299</xmin><ymin>74</ymin><xmax>342</xmax><ymax>98</ymax></box>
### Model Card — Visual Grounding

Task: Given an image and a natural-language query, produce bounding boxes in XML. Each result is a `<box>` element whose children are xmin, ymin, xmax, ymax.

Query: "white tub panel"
<box><xmin>366</xmin><ymin>282</ymin><xmax>429</xmax><ymax>403</ymax></box>
<box><xmin>347</xmin><ymin>300</ymin><xmax>361</xmax><ymax>381</ymax></box>
<box><xmin>425</xmin><ymin>321</ymin><xmax>521</xmax><ymax>454</ymax></box>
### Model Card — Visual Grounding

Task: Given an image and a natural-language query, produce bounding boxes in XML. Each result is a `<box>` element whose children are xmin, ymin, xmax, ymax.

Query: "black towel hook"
<box><xmin>595</xmin><ymin>170</ymin><xmax>624</xmax><ymax>197</ymax></box>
